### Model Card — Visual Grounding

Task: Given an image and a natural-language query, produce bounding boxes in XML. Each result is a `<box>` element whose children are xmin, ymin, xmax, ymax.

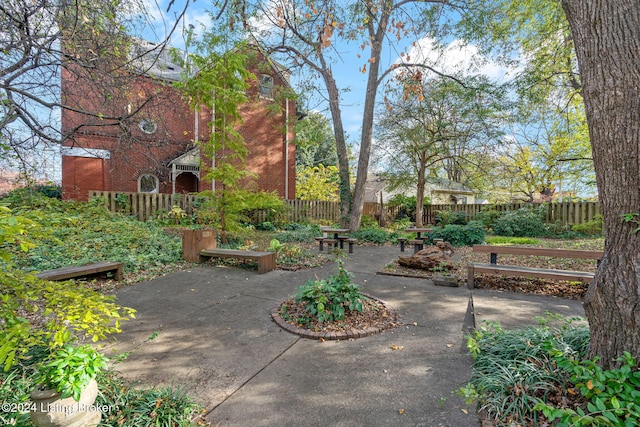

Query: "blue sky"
<box><xmin>140</xmin><ymin>0</ymin><xmax>512</xmax><ymax>147</ymax></box>
<box><xmin>14</xmin><ymin>0</ymin><xmax>513</xmax><ymax>183</ymax></box>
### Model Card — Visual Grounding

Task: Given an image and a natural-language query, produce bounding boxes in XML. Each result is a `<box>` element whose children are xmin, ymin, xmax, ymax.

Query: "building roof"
<box><xmin>128</xmin><ymin>38</ymin><xmax>292</xmax><ymax>86</ymax></box>
<box><xmin>129</xmin><ymin>40</ymin><xmax>186</xmax><ymax>82</ymax></box>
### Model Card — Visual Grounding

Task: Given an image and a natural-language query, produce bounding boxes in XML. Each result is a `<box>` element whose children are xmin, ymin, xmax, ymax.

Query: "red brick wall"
<box><xmin>61</xmin><ymin>47</ymin><xmax>296</xmax><ymax>201</ymax></box>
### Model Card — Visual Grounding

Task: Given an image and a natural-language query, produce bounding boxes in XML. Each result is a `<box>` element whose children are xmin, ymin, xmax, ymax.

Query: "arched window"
<box><xmin>138</xmin><ymin>174</ymin><xmax>159</xmax><ymax>193</ymax></box>
<box><xmin>260</xmin><ymin>74</ymin><xmax>274</xmax><ymax>99</ymax></box>
<box><xmin>139</xmin><ymin>119</ymin><xmax>157</xmax><ymax>134</ymax></box>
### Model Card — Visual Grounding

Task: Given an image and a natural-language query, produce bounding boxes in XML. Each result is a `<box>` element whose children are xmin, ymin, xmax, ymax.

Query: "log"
<box><xmin>397</xmin><ymin>241</ymin><xmax>455</xmax><ymax>271</ymax></box>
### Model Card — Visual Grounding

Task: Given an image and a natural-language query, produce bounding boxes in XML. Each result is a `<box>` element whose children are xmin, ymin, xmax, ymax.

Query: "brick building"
<box><xmin>61</xmin><ymin>41</ymin><xmax>296</xmax><ymax>201</ymax></box>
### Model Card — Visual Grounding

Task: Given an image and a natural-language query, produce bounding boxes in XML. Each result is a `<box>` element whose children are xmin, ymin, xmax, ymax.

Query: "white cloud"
<box><xmin>399</xmin><ymin>36</ymin><xmax>510</xmax><ymax>83</ymax></box>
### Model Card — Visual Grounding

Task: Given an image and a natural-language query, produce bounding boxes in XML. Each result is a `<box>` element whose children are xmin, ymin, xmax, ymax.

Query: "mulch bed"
<box><xmin>272</xmin><ymin>294</ymin><xmax>399</xmax><ymax>340</ymax></box>
<box><xmin>380</xmin><ymin>245</ymin><xmax>596</xmax><ymax>300</ymax></box>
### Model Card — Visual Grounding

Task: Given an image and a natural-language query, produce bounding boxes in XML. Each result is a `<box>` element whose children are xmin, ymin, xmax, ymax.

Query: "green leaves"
<box><xmin>36</xmin><ymin>345</ymin><xmax>107</xmax><ymax>401</ymax></box>
<box><xmin>0</xmin><ymin>269</ymin><xmax>135</xmax><ymax>372</ymax></box>
<box><xmin>462</xmin><ymin>318</ymin><xmax>640</xmax><ymax>426</ymax></box>
<box><xmin>292</xmin><ymin>259</ymin><xmax>366</xmax><ymax>325</ymax></box>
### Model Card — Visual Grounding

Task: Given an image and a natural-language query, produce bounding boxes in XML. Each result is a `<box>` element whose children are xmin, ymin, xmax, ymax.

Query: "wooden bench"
<box><xmin>346</xmin><ymin>238</ymin><xmax>357</xmax><ymax>254</ymax></box>
<box><xmin>409</xmin><ymin>239</ymin><xmax>424</xmax><ymax>253</ymax></box>
<box><xmin>315</xmin><ymin>237</ymin><xmax>327</xmax><ymax>251</ymax></box>
<box><xmin>397</xmin><ymin>237</ymin><xmax>408</xmax><ymax>252</ymax></box>
<box><xmin>467</xmin><ymin>245</ymin><xmax>603</xmax><ymax>289</ymax></box>
<box><xmin>37</xmin><ymin>261</ymin><xmax>124</xmax><ymax>281</ymax></box>
<box><xmin>199</xmin><ymin>249</ymin><xmax>276</xmax><ymax>274</ymax></box>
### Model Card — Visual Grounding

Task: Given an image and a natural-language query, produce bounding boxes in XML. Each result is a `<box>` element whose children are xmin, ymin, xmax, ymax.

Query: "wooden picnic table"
<box><xmin>318</xmin><ymin>228</ymin><xmax>353</xmax><ymax>252</ymax></box>
<box><xmin>323</xmin><ymin>228</ymin><xmax>350</xmax><ymax>239</ymax></box>
<box><xmin>405</xmin><ymin>227</ymin><xmax>432</xmax><ymax>239</ymax></box>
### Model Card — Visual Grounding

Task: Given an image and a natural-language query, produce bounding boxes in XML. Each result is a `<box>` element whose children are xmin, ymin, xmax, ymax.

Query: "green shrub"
<box><xmin>492</xmin><ymin>207</ymin><xmax>549</xmax><ymax>237</ymax></box>
<box><xmin>287</xmin><ymin>258</ymin><xmax>366</xmax><ymax>324</ymax></box>
<box><xmin>424</xmin><ymin>221</ymin><xmax>485</xmax><ymax>246</ymax></box>
<box><xmin>387</xmin><ymin>194</ymin><xmax>430</xmax><ymax>221</ymax></box>
<box><xmin>360</xmin><ymin>214</ymin><xmax>378</xmax><ymax>228</ymax></box>
<box><xmin>571</xmin><ymin>214</ymin><xmax>603</xmax><ymax>236</ymax></box>
<box><xmin>256</xmin><ymin>221</ymin><xmax>277</xmax><ymax>231</ymax></box>
<box><xmin>535</xmin><ymin>352</ymin><xmax>640</xmax><ymax>426</ymax></box>
<box><xmin>435</xmin><ymin>209</ymin><xmax>469</xmax><ymax>225</ymax></box>
<box><xmin>474</xmin><ymin>208</ymin><xmax>503</xmax><ymax>228</ymax></box>
<box><xmin>389</xmin><ymin>217</ymin><xmax>413</xmax><ymax>231</ymax></box>
<box><xmin>461</xmin><ymin>316</ymin><xmax>640</xmax><ymax>427</ymax></box>
<box><xmin>283</xmin><ymin>222</ymin><xmax>318</xmax><ymax>232</ymax></box>
<box><xmin>459</xmin><ymin>318</ymin><xmax>591</xmax><ymax>425</ymax></box>
<box><xmin>36</xmin><ymin>345</ymin><xmax>107</xmax><ymax>401</ymax></box>
<box><xmin>34</xmin><ymin>184</ymin><xmax>62</xmax><ymax>199</ymax></box>
<box><xmin>273</xmin><ymin>225</ymin><xmax>319</xmax><ymax>243</ymax></box>
<box><xmin>352</xmin><ymin>226</ymin><xmax>399</xmax><ymax>244</ymax></box>
<box><xmin>0</xmin><ymin>360</ymin><xmax>205</xmax><ymax>427</ymax></box>
<box><xmin>0</xmin><ymin>270</ymin><xmax>135</xmax><ymax>372</ymax></box>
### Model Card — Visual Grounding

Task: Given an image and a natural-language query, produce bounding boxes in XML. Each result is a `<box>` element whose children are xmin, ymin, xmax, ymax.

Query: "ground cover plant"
<box><xmin>0</xmin><ymin>188</ymin><xmax>208</xmax><ymax>425</ymax></box>
<box><xmin>0</xmin><ymin>355</ymin><xmax>208</xmax><ymax>427</ymax></box>
<box><xmin>2</xmin><ymin>189</ymin><xmax>183</xmax><ymax>282</ymax></box>
<box><xmin>460</xmin><ymin>316</ymin><xmax>640</xmax><ymax>426</ymax></box>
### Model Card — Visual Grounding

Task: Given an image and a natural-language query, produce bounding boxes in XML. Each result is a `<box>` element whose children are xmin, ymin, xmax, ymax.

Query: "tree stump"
<box><xmin>397</xmin><ymin>241</ymin><xmax>455</xmax><ymax>271</ymax></box>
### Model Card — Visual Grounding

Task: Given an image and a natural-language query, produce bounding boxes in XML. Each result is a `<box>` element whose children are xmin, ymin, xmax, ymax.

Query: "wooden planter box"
<box><xmin>433</xmin><ymin>274</ymin><xmax>459</xmax><ymax>287</ymax></box>
<box><xmin>182</xmin><ymin>229</ymin><xmax>217</xmax><ymax>262</ymax></box>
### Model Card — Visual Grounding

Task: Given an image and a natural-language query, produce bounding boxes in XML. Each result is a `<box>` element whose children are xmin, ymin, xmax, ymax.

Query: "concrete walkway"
<box><xmin>104</xmin><ymin>245</ymin><xmax>585</xmax><ymax>427</ymax></box>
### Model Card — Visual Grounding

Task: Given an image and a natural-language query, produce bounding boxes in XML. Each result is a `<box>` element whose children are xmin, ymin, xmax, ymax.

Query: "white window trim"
<box><xmin>260</xmin><ymin>74</ymin><xmax>274</xmax><ymax>100</ymax></box>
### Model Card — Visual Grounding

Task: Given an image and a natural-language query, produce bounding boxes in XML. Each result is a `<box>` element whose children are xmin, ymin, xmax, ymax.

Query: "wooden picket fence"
<box><xmin>89</xmin><ymin>190</ymin><xmax>600</xmax><ymax>227</ymax></box>
<box><xmin>89</xmin><ymin>191</ymin><xmax>198</xmax><ymax>221</ymax></box>
<box><xmin>422</xmin><ymin>202</ymin><xmax>600</xmax><ymax>227</ymax></box>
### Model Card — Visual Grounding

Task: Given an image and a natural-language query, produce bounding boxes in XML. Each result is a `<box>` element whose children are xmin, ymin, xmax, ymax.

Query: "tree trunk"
<box><xmin>348</xmin><ymin>1</ymin><xmax>391</xmax><ymax>232</ymax></box>
<box><xmin>562</xmin><ymin>0</ymin><xmax>640</xmax><ymax>367</ymax></box>
<box><xmin>415</xmin><ymin>154</ymin><xmax>427</xmax><ymax>227</ymax></box>
<box><xmin>322</xmin><ymin>67</ymin><xmax>352</xmax><ymax>225</ymax></box>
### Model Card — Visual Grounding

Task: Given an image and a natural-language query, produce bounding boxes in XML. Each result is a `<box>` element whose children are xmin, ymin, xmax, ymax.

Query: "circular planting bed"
<box><xmin>271</xmin><ymin>293</ymin><xmax>399</xmax><ymax>340</ymax></box>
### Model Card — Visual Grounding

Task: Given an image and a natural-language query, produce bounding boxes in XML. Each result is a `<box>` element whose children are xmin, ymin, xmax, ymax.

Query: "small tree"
<box><xmin>296</xmin><ymin>165</ymin><xmax>340</xmax><ymax>202</ymax></box>
<box><xmin>375</xmin><ymin>72</ymin><xmax>503</xmax><ymax>226</ymax></box>
<box><xmin>176</xmin><ymin>28</ymin><xmax>255</xmax><ymax>242</ymax></box>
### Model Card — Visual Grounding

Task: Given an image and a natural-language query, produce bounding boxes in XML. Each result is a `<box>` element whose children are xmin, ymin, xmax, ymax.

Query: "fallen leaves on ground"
<box><xmin>381</xmin><ymin>240</ymin><xmax>602</xmax><ymax>300</ymax></box>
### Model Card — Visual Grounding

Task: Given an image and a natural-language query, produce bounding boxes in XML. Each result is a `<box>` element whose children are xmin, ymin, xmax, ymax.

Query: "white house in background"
<box><xmin>364</xmin><ymin>174</ymin><xmax>477</xmax><ymax>205</ymax></box>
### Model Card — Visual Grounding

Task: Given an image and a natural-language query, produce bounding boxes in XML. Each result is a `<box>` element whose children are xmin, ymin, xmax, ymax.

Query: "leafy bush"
<box><xmin>435</xmin><ymin>209</ymin><xmax>469</xmax><ymax>225</ymax></box>
<box><xmin>424</xmin><ymin>221</ymin><xmax>485</xmax><ymax>246</ymax></box>
<box><xmin>283</xmin><ymin>222</ymin><xmax>316</xmax><ymax>231</ymax></box>
<box><xmin>352</xmin><ymin>226</ymin><xmax>399</xmax><ymax>244</ymax></box>
<box><xmin>2</xmin><ymin>191</ymin><xmax>182</xmax><ymax>273</ymax></box>
<box><xmin>389</xmin><ymin>217</ymin><xmax>413</xmax><ymax>231</ymax></box>
<box><xmin>387</xmin><ymin>193</ymin><xmax>429</xmax><ymax>221</ymax></box>
<box><xmin>474</xmin><ymin>208</ymin><xmax>503</xmax><ymax>228</ymax></box>
<box><xmin>459</xmin><ymin>318</ymin><xmax>591</xmax><ymax>425</ymax></box>
<box><xmin>492</xmin><ymin>207</ymin><xmax>549</xmax><ymax>237</ymax></box>
<box><xmin>535</xmin><ymin>351</ymin><xmax>640</xmax><ymax>426</ymax></box>
<box><xmin>256</xmin><ymin>221</ymin><xmax>277</xmax><ymax>231</ymax></box>
<box><xmin>36</xmin><ymin>345</ymin><xmax>107</xmax><ymax>401</ymax></box>
<box><xmin>273</xmin><ymin>225</ymin><xmax>319</xmax><ymax>243</ymax></box>
<box><xmin>461</xmin><ymin>316</ymin><xmax>640</xmax><ymax>427</ymax></box>
<box><xmin>34</xmin><ymin>184</ymin><xmax>62</xmax><ymax>199</ymax></box>
<box><xmin>0</xmin><ymin>359</ymin><xmax>205</xmax><ymax>427</ymax></box>
<box><xmin>288</xmin><ymin>258</ymin><xmax>366</xmax><ymax>324</ymax></box>
<box><xmin>572</xmin><ymin>214</ymin><xmax>603</xmax><ymax>236</ymax></box>
<box><xmin>360</xmin><ymin>214</ymin><xmax>378</xmax><ymax>228</ymax></box>
<box><xmin>0</xmin><ymin>270</ymin><xmax>135</xmax><ymax>371</ymax></box>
